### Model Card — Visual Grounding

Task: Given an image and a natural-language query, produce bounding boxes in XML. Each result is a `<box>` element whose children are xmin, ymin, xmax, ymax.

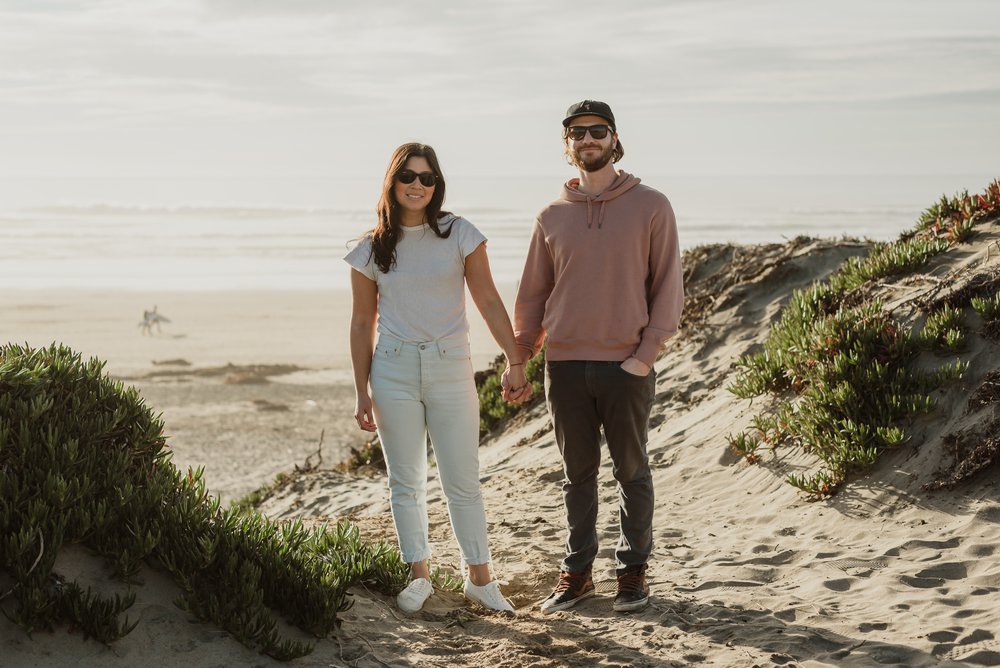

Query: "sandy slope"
<box><xmin>255</xmin><ymin>233</ymin><xmax>1000</xmax><ymax>667</ymax></box>
<box><xmin>5</xmin><ymin>232</ymin><xmax>1000</xmax><ymax>667</ymax></box>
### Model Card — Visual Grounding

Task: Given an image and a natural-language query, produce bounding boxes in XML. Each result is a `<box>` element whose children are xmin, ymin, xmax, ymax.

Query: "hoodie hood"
<box><xmin>560</xmin><ymin>171</ymin><xmax>641</xmax><ymax>229</ymax></box>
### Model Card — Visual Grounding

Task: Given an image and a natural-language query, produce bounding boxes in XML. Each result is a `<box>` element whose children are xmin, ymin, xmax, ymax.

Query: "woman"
<box><xmin>345</xmin><ymin>143</ymin><xmax>531</xmax><ymax>613</ymax></box>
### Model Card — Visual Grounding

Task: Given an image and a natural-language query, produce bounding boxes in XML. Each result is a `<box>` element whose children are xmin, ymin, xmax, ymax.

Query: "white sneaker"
<box><xmin>397</xmin><ymin>578</ymin><xmax>433</xmax><ymax>613</ymax></box>
<box><xmin>463</xmin><ymin>578</ymin><xmax>515</xmax><ymax>613</ymax></box>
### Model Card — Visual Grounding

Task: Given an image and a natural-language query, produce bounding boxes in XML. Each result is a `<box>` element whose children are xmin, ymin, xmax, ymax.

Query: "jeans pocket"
<box><xmin>439</xmin><ymin>342</ymin><xmax>471</xmax><ymax>360</ymax></box>
<box><xmin>616</xmin><ymin>362</ymin><xmax>651</xmax><ymax>379</ymax></box>
<box><xmin>374</xmin><ymin>341</ymin><xmax>401</xmax><ymax>357</ymax></box>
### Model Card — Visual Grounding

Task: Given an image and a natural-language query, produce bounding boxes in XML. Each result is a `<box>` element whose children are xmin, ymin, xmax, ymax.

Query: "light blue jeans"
<box><xmin>369</xmin><ymin>333</ymin><xmax>490</xmax><ymax>566</ymax></box>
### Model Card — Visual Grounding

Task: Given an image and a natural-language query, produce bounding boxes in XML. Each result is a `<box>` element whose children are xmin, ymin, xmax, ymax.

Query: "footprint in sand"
<box><xmin>915</xmin><ymin>562</ymin><xmax>968</xmax><ymax>580</ymax></box>
<box><xmin>538</xmin><ymin>469</ymin><xmax>563</xmax><ymax>483</ymax></box>
<box><xmin>974</xmin><ymin>505</ymin><xmax>1000</xmax><ymax>523</ymax></box>
<box><xmin>675</xmin><ymin>580</ymin><xmax>765</xmax><ymax>593</ymax></box>
<box><xmin>899</xmin><ymin>574</ymin><xmax>945</xmax><ymax>589</ymax></box>
<box><xmin>928</xmin><ymin>629</ymin><xmax>961</xmax><ymax>643</ymax></box>
<box><xmin>506</xmin><ymin>517</ymin><xmax>558</xmax><ymax>539</ymax></box>
<box><xmin>899</xmin><ymin>562</ymin><xmax>968</xmax><ymax>590</ymax></box>
<box><xmin>858</xmin><ymin>622</ymin><xmax>888</xmax><ymax>632</ymax></box>
<box><xmin>936</xmin><ymin>628</ymin><xmax>1000</xmax><ymax>665</ymax></box>
<box><xmin>826</xmin><ymin>557</ymin><xmax>889</xmax><ymax>578</ymax></box>
<box><xmin>733</xmin><ymin>548</ymin><xmax>798</xmax><ymax>567</ymax></box>
<box><xmin>966</xmin><ymin>543</ymin><xmax>996</xmax><ymax>557</ymax></box>
<box><xmin>884</xmin><ymin>537</ymin><xmax>962</xmax><ymax>555</ymax></box>
<box><xmin>649</xmin><ymin>450</ymin><xmax>674</xmax><ymax>465</ymax></box>
<box><xmin>822</xmin><ymin>578</ymin><xmax>853</xmax><ymax>592</ymax></box>
<box><xmin>816</xmin><ymin>554</ymin><xmax>892</xmax><ymax>591</ymax></box>
<box><xmin>773</xmin><ymin>608</ymin><xmax>797</xmax><ymax>622</ymax></box>
<box><xmin>880</xmin><ymin>537</ymin><xmax>969</xmax><ymax>592</ymax></box>
<box><xmin>657</xmin><ymin>528</ymin><xmax>684</xmax><ymax>539</ymax></box>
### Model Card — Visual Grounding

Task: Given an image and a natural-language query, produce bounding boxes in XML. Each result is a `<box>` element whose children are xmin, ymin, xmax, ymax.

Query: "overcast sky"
<box><xmin>1</xmin><ymin>0</ymin><xmax>997</xmax><ymax>205</ymax></box>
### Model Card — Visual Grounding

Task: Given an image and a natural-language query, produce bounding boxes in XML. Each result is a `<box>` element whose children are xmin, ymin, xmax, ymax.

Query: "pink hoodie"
<box><xmin>513</xmin><ymin>171</ymin><xmax>684</xmax><ymax>367</ymax></box>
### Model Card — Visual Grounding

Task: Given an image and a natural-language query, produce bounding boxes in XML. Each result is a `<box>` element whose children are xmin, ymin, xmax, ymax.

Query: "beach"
<box><xmin>0</xmin><ymin>287</ymin><xmax>511</xmax><ymax>503</ymax></box>
<box><xmin>6</xmin><ymin>0</ymin><xmax>1000</xmax><ymax>662</ymax></box>
<box><xmin>5</xmin><ymin>220</ymin><xmax>1000</xmax><ymax>666</ymax></box>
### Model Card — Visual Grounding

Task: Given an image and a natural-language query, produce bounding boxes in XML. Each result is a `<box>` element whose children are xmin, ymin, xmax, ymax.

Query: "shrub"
<box><xmin>0</xmin><ymin>343</ymin><xmax>407</xmax><ymax>659</ymax></box>
<box><xmin>477</xmin><ymin>348</ymin><xmax>546</xmax><ymax>435</ymax></box>
<box><xmin>728</xmin><ymin>179</ymin><xmax>1000</xmax><ymax>497</ymax></box>
<box><xmin>726</xmin><ymin>431</ymin><xmax>762</xmax><ymax>464</ymax></box>
<box><xmin>336</xmin><ymin>437</ymin><xmax>387</xmax><ymax>474</ymax></box>
<box><xmin>918</xmin><ymin>305</ymin><xmax>967</xmax><ymax>353</ymax></box>
<box><xmin>971</xmin><ymin>293</ymin><xmax>1000</xmax><ymax>322</ymax></box>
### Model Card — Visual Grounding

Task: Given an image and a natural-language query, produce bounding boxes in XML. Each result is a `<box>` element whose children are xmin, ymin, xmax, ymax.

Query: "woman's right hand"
<box><xmin>502</xmin><ymin>364</ymin><xmax>532</xmax><ymax>404</ymax></box>
<box><xmin>355</xmin><ymin>394</ymin><xmax>378</xmax><ymax>432</ymax></box>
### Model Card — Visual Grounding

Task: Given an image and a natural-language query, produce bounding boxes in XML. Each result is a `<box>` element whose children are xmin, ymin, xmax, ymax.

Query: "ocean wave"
<box><xmin>13</xmin><ymin>204</ymin><xmax>359</xmax><ymax>218</ymax></box>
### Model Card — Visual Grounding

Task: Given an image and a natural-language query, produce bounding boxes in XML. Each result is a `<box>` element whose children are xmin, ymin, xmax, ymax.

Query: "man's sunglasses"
<box><xmin>396</xmin><ymin>169</ymin><xmax>438</xmax><ymax>187</ymax></box>
<box><xmin>565</xmin><ymin>124</ymin><xmax>613</xmax><ymax>141</ymax></box>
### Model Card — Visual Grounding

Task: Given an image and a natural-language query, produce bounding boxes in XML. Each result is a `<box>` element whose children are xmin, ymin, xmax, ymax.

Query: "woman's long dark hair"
<box><xmin>369</xmin><ymin>143</ymin><xmax>452</xmax><ymax>273</ymax></box>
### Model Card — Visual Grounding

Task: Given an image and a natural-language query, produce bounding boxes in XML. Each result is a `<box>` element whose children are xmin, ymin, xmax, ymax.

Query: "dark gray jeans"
<box><xmin>545</xmin><ymin>360</ymin><xmax>655</xmax><ymax>574</ymax></box>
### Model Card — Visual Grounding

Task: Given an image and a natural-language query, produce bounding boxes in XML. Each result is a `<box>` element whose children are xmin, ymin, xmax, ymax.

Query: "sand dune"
<box><xmin>255</xmin><ymin>232</ymin><xmax>1000</xmax><ymax>666</ymax></box>
<box><xmin>4</xmin><ymin>228</ymin><xmax>1000</xmax><ymax>666</ymax></box>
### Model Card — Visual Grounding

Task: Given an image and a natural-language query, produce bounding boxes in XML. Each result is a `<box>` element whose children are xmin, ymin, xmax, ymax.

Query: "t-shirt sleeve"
<box><xmin>455</xmin><ymin>218</ymin><xmax>487</xmax><ymax>258</ymax></box>
<box><xmin>343</xmin><ymin>237</ymin><xmax>377</xmax><ymax>281</ymax></box>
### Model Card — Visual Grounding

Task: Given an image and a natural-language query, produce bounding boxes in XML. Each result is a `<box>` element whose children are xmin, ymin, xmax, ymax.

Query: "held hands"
<box><xmin>501</xmin><ymin>362</ymin><xmax>533</xmax><ymax>404</ymax></box>
<box><xmin>354</xmin><ymin>393</ymin><xmax>378</xmax><ymax>432</ymax></box>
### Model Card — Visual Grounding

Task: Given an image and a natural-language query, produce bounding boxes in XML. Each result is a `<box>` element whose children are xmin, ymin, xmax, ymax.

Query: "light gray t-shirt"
<box><xmin>344</xmin><ymin>214</ymin><xmax>487</xmax><ymax>342</ymax></box>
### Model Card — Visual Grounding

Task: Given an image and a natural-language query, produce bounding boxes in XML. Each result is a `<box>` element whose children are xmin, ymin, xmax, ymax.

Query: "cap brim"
<box><xmin>562</xmin><ymin>112</ymin><xmax>614</xmax><ymax>127</ymax></box>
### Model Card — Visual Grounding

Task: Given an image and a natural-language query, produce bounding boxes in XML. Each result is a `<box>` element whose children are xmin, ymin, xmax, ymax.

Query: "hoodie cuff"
<box><xmin>516</xmin><ymin>343</ymin><xmax>537</xmax><ymax>362</ymax></box>
<box><xmin>634</xmin><ymin>332</ymin><xmax>670</xmax><ymax>368</ymax></box>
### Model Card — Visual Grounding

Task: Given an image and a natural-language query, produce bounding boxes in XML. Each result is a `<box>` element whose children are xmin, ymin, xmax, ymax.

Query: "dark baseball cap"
<box><xmin>562</xmin><ymin>100</ymin><xmax>615</xmax><ymax>129</ymax></box>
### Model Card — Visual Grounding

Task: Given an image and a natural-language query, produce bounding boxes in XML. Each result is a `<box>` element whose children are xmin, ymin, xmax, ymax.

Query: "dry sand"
<box><xmin>0</xmin><ymin>288</ymin><xmax>509</xmax><ymax>503</ymax></box>
<box><xmin>4</xmin><ymin>235</ymin><xmax>1000</xmax><ymax>666</ymax></box>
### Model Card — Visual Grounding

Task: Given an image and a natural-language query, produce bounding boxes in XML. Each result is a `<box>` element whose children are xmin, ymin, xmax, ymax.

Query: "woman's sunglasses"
<box><xmin>396</xmin><ymin>169</ymin><xmax>438</xmax><ymax>187</ymax></box>
<box><xmin>565</xmin><ymin>124</ymin><xmax>613</xmax><ymax>141</ymax></box>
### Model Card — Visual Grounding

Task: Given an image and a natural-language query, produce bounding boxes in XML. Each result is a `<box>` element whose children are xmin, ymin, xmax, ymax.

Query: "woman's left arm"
<box><xmin>465</xmin><ymin>243</ymin><xmax>531</xmax><ymax>401</ymax></box>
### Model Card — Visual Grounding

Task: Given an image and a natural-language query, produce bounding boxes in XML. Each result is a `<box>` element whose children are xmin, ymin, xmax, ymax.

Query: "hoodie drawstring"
<box><xmin>564</xmin><ymin>172</ymin><xmax>641</xmax><ymax>230</ymax></box>
<box><xmin>585</xmin><ymin>198</ymin><xmax>608</xmax><ymax>229</ymax></box>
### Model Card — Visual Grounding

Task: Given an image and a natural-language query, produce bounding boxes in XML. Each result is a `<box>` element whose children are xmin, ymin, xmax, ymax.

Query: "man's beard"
<box><xmin>570</xmin><ymin>142</ymin><xmax>614</xmax><ymax>172</ymax></box>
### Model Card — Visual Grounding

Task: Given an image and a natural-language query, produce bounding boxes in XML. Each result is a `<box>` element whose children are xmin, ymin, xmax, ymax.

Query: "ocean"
<box><xmin>0</xmin><ymin>174</ymin><xmax>993</xmax><ymax>291</ymax></box>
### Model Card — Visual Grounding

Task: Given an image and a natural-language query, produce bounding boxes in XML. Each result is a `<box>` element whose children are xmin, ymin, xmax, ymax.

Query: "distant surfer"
<box><xmin>138</xmin><ymin>305</ymin><xmax>170</xmax><ymax>335</ymax></box>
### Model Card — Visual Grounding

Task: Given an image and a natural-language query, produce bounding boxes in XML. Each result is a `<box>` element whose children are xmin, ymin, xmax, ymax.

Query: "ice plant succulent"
<box><xmin>728</xmin><ymin>180</ymin><xmax>999</xmax><ymax>497</ymax></box>
<box><xmin>0</xmin><ymin>343</ymin><xmax>408</xmax><ymax>659</ymax></box>
<box><xmin>476</xmin><ymin>346</ymin><xmax>546</xmax><ymax>436</ymax></box>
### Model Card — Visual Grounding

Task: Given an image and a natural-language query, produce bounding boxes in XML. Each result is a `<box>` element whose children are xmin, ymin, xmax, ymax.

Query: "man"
<box><xmin>504</xmin><ymin>100</ymin><xmax>683</xmax><ymax>614</ymax></box>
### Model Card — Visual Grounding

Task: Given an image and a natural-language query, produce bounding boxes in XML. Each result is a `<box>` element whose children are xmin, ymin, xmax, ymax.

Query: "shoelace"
<box><xmin>617</xmin><ymin>571</ymin><xmax>645</xmax><ymax>592</ymax></box>
<box><xmin>478</xmin><ymin>583</ymin><xmax>506</xmax><ymax>601</ymax></box>
<box><xmin>554</xmin><ymin>571</ymin><xmax>590</xmax><ymax>593</ymax></box>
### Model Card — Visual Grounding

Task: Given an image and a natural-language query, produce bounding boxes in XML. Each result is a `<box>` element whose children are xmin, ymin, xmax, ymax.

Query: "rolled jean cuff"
<box><xmin>461</xmin><ymin>550</ymin><xmax>492</xmax><ymax>567</ymax></box>
<box><xmin>400</xmin><ymin>547</ymin><xmax>432</xmax><ymax>565</ymax></box>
